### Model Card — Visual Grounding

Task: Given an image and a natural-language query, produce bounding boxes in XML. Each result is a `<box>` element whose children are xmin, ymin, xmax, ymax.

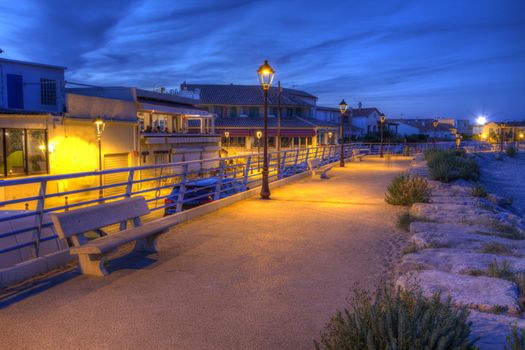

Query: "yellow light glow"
<box><xmin>520</xmin><ymin>133</ymin><xmax>524</xmax><ymax>139</ymax></box>
<box><xmin>38</xmin><ymin>144</ymin><xmax>46</xmax><ymax>152</ymax></box>
<box><xmin>481</xmin><ymin>133</ymin><xmax>487</xmax><ymax>139</ymax></box>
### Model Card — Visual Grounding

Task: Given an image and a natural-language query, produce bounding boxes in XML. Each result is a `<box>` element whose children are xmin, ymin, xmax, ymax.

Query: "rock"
<box><xmin>410</xmin><ymin>203</ymin><xmax>498</xmax><ymax>223</ymax></box>
<box><xmin>396</xmin><ymin>270</ymin><xmax>520</xmax><ymax>313</ymax></box>
<box><xmin>399</xmin><ymin>248</ymin><xmax>525</xmax><ymax>275</ymax></box>
<box><xmin>469</xmin><ymin>310</ymin><xmax>525</xmax><ymax>350</ymax></box>
<box><xmin>409</xmin><ymin>222</ymin><xmax>525</xmax><ymax>252</ymax></box>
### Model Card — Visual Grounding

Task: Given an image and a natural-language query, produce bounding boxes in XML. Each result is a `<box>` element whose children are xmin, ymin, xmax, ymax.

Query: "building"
<box><xmin>180</xmin><ymin>83</ymin><xmax>338</xmax><ymax>153</ymax></box>
<box><xmin>391</xmin><ymin>118</ymin><xmax>455</xmax><ymax>139</ymax></box>
<box><xmin>477</xmin><ymin>121</ymin><xmax>525</xmax><ymax>142</ymax></box>
<box><xmin>314</xmin><ymin>105</ymin><xmax>387</xmax><ymax>138</ymax></box>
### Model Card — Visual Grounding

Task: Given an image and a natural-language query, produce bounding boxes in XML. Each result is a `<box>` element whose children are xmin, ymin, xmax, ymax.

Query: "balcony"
<box><xmin>141</xmin><ymin>132</ymin><xmax>221</xmax><ymax>145</ymax></box>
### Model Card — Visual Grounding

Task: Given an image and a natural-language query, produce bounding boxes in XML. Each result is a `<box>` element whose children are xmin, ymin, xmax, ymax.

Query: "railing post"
<box><xmin>304</xmin><ymin>148</ymin><xmax>310</xmax><ymax>166</ymax></box>
<box><xmin>321</xmin><ymin>146</ymin><xmax>326</xmax><ymax>163</ymax></box>
<box><xmin>242</xmin><ymin>156</ymin><xmax>252</xmax><ymax>191</ymax></box>
<box><xmin>214</xmin><ymin>159</ymin><xmax>226</xmax><ymax>200</ymax></box>
<box><xmin>294</xmin><ymin>149</ymin><xmax>300</xmax><ymax>167</ymax></box>
<box><xmin>125</xmin><ymin>169</ymin><xmax>135</xmax><ymax>198</ymax></box>
<box><xmin>34</xmin><ymin>180</ymin><xmax>47</xmax><ymax>257</ymax></box>
<box><xmin>314</xmin><ymin>146</ymin><xmax>319</xmax><ymax>159</ymax></box>
<box><xmin>175</xmin><ymin>164</ymin><xmax>189</xmax><ymax>213</ymax></box>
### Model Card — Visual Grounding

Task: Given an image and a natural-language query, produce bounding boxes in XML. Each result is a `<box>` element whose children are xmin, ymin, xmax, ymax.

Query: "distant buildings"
<box><xmin>392</xmin><ymin>119</ymin><xmax>455</xmax><ymax>140</ymax></box>
<box><xmin>476</xmin><ymin>121</ymin><xmax>525</xmax><ymax>142</ymax></box>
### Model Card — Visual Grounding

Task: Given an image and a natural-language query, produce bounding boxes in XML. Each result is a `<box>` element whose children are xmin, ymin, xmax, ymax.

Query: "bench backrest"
<box><xmin>51</xmin><ymin>197</ymin><xmax>150</xmax><ymax>239</ymax></box>
<box><xmin>307</xmin><ymin>158</ymin><xmax>321</xmax><ymax>170</ymax></box>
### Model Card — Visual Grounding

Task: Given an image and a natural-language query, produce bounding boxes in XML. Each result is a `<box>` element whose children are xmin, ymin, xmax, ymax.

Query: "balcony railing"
<box><xmin>141</xmin><ymin>132</ymin><xmax>221</xmax><ymax>145</ymax></box>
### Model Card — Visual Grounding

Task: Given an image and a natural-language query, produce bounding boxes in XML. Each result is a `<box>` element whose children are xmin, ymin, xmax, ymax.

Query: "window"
<box><xmin>229</xmin><ymin>106</ymin><xmax>238</xmax><ymax>117</ymax></box>
<box><xmin>139</xmin><ymin>117</ymin><xmax>145</xmax><ymax>132</ymax></box>
<box><xmin>7</xmin><ymin>74</ymin><xmax>24</xmax><ymax>109</ymax></box>
<box><xmin>40</xmin><ymin>79</ymin><xmax>57</xmax><ymax>105</ymax></box>
<box><xmin>271</xmin><ymin>107</ymin><xmax>278</xmax><ymax>117</ymax></box>
<box><xmin>248</xmin><ymin>107</ymin><xmax>259</xmax><ymax>118</ymax></box>
<box><xmin>1</xmin><ymin>129</ymin><xmax>49</xmax><ymax>176</ymax></box>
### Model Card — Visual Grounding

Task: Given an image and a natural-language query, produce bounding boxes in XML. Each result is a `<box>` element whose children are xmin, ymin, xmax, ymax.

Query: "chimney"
<box><xmin>358</xmin><ymin>101</ymin><xmax>362</xmax><ymax>109</ymax></box>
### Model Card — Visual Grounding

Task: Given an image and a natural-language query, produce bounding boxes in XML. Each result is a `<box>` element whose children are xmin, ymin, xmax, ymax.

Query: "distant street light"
<box><xmin>328</xmin><ymin>131</ymin><xmax>333</xmax><ymax>144</ymax></box>
<box><xmin>339</xmin><ymin>99</ymin><xmax>348</xmax><ymax>167</ymax></box>
<box><xmin>433</xmin><ymin>118</ymin><xmax>439</xmax><ymax>147</ymax></box>
<box><xmin>224</xmin><ymin>131</ymin><xmax>230</xmax><ymax>153</ymax></box>
<box><xmin>94</xmin><ymin>117</ymin><xmax>106</xmax><ymax>200</ymax></box>
<box><xmin>257</xmin><ymin>60</ymin><xmax>275</xmax><ymax>200</ymax></box>
<box><xmin>380</xmin><ymin>113</ymin><xmax>386</xmax><ymax>158</ymax></box>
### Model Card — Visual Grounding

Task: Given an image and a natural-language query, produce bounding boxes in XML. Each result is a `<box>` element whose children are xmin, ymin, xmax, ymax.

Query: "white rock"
<box><xmin>399</xmin><ymin>248</ymin><xmax>525</xmax><ymax>275</ymax></box>
<box><xmin>396</xmin><ymin>270</ymin><xmax>520</xmax><ymax>313</ymax></box>
<box><xmin>469</xmin><ymin>310</ymin><xmax>525</xmax><ymax>350</ymax></box>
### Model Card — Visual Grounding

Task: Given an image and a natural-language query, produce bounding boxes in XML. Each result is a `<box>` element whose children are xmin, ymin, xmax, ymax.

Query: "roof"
<box><xmin>497</xmin><ymin>121</ymin><xmax>525</xmax><ymax>127</ymax></box>
<box><xmin>181</xmin><ymin>83</ymin><xmax>316</xmax><ymax>107</ymax></box>
<box><xmin>0</xmin><ymin>109</ymin><xmax>54</xmax><ymax>116</ymax></box>
<box><xmin>135</xmin><ymin>88</ymin><xmax>199</xmax><ymax>106</ymax></box>
<box><xmin>209</xmin><ymin>116</ymin><xmax>338</xmax><ymax>129</ymax></box>
<box><xmin>0</xmin><ymin>57</ymin><xmax>66</xmax><ymax>70</ymax></box>
<box><xmin>350</xmin><ymin>108</ymin><xmax>381</xmax><ymax>118</ymax></box>
<box><xmin>392</xmin><ymin>119</ymin><xmax>454</xmax><ymax>133</ymax></box>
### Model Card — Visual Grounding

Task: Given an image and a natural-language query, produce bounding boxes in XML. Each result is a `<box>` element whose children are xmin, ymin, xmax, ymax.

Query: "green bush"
<box><xmin>504</xmin><ymin>325</ymin><xmax>525</xmax><ymax>350</ymax></box>
<box><xmin>314</xmin><ymin>285</ymin><xmax>477</xmax><ymax>350</ymax></box>
<box><xmin>385</xmin><ymin>174</ymin><xmax>431</xmax><ymax>206</ymax></box>
<box><xmin>506</xmin><ymin>147</ymin><xmax>517</xmax><ymax>158</ymax></box>
<box><xmin>424</xmin><ymin>149</ymin><xmax>480</xmax><ymax>183</ymax></box>
<box><xmin>471</xmin><ymin>183</ymin><xmax>487</xmax><ymax>198</ymax></box>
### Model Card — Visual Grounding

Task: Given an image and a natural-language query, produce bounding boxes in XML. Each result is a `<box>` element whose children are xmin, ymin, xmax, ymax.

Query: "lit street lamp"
<box><xmin>380</xmin><ymin>113</ymin><xmax>386</xmax><ymax>158</ymax></box>
<box><xmin>433</xmin><ymin>119</ymin><xmax>439</xmax><ymax>147</ymax></box>
<box><xmin>224</xmin><ymin>131</ymin><xmax>230</xmax><ymax>153</ymax></box>
<box><xmin>94</xmin><ymin>117</ymin><xmax>106</xmax><ymax>200</ymax></box>
<box><xmin>339</xmin><ymin>99</ymin><xmax>348</xmax><ymax>167</ymax></box>
<box><xmin>328</xmin><ymin>131</ymin><xmax>333</xmax><ymax>144</ymax></box>
<box><xmin>257</xmin><ymin>60</ymin><xmax>275</xmax><ymax>200</ymax></box>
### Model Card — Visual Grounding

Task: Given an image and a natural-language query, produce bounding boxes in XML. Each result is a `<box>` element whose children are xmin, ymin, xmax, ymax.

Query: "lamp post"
<box><xmin>224</xmin><ymin>131</ymin><xmax>230</xmax><ymax>153</ymax></box>
<box><xmin>339</xmin><ymin>99</ymin><xmax>348</xmax><ymax>167</ymax></box>
<box><xmin>94</xmin><ymin>117</ymin><xmax>106</xmax><ymax>200</ymax></box>
<box><xmin>257</xmin><ymin>60</ymin><xmax>275</xmax><ymax>200</ymax></box>
<box><xmin>433</xmin><ymin>119</ymin><xmax>439</xmax><ymax>147</ymax></box>
<box><xmin>277</xmin><ymin>81</ymin><xmax>282</xmax><ymax>177</ymax></box>
<box><xmin>328</xmin><ymin>132</ymin><xmax>333</xmax><ymax>145</ymax></box>
<box><xmin>256</xmin><ymin>130</ymin><xmax>263</xmax><ymax>171</ymax></box>
<box><xmin>380</xmin><ymin>113</ymin><xmax>386</xmax><ymax>158</ymax></box>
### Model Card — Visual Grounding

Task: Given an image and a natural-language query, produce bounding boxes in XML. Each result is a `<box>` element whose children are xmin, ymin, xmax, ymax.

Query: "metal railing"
<box><xmin>0</xmin><ymin>141</ymin><xmax>463</xmax><ymax>261</ymax></box>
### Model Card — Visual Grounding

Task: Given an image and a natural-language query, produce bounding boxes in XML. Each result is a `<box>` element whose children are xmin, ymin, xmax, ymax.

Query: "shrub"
<box><xmin>480</xmin><ymin>243</ymin><xmax>514</xmax><ymax>256</ymax></box>
<box><xmin>425</xmin><ymin>149</ymin><xmax>480</xmax><ymax>183</ymax></box>
<box><xmin>385</xmin><ymin>174</ymin><xmax>431</xmax><ymax>206</ymax></box>
<box><xmin>505</xmin><ymin>325</ymin><xmax>525</xmax><ymax>350</ymax></box>
<box><xmin>314</xmin><ymin>284</ymin><xmax>477</xmax><ymax>350</ymax></box>
<box><xmin>506</xmin><ymin>147</ymin><xmax>517</xmax><ymax>158</ymax></box>
<box><xmin>471</xmin><ymin>183</ymin><xmax>487</xmax><ymax>198</ymax></box>
<box><xmin>397</xmin><ymin>212</ymin><xmax>412</xmax><ymax>232</ymax></box>
<box><xmin>486</xmin><ymin>259</ymin><xmax>525</xmax><ymax>311</ymax></box>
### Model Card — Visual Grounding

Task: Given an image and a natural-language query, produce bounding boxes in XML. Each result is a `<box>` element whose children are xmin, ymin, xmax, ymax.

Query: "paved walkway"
<box><xmin>0</xmin><ymin>157</ymin><xmax>412</xmax><ymax>350</ymax></box>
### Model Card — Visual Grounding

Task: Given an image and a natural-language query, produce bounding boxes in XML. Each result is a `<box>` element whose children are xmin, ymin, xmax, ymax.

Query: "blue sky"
<box><xmin>1</xmin><ymin>0</ymin><xmax>524</xmax><ymax>120</ymax></box>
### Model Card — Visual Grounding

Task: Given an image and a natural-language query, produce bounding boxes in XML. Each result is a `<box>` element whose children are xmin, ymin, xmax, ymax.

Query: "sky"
<box><xmin>1</xmin><ymin>0</ymin><xmax>524</xmax><ymax>120</ymax></box>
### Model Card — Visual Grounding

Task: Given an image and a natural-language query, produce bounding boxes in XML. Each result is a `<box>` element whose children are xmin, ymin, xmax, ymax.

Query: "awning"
<box><xmin>139</xmin><ymin>102</ymin><xmax>210</xmax><ymax>117</ymax></box>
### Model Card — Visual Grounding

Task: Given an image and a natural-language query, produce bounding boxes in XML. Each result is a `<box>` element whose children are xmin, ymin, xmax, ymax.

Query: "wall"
<box><xmin>66</xmin><ymin>93</ymin><xmax>136</xmax><ymax>121</ymax></box>
<box><xmin>0</xmin><ymin>59</ymin><xmax>65</xmax><ymax>113</ymax></box>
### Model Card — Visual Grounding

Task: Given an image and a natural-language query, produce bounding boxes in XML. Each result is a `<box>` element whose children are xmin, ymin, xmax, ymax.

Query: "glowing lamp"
<box><xmin>256</xmin><ymin>130</ymin><xmax>263</xmax><ymax>139</ymax></box>
<box><xmin>476</xmin><ymin>116</ymin><xmax>487</xmax><ymax>125</ymax></box>
<box><xmin>94</xmin><ymin>117</ymin><xmax>106</xmax><ymax>136</ymax></box>
<box><xmin>256</xmin><ymin>60</ymin><xmax>275</xmax><ymax>91</ymax></box>
<box><xmin>380</xmin><ymin>113</ymin><xmax>386</xmax><ymax>124</ymax></box>
<box><xmin>38</xmin><ymin>144</ymin><xmax>46</xmax><ymax>152</ymax></box>
<box><xmin>224</xmin><ymin>131</ymin><xmax>230</xmax><ymax>138</ymax></box>
<box><xmin>339</xmin><ymin>99</ymin><xmax>348</xmax><ymax>114</ymax></box>
<box><xmin>328</xmin><ymin>131</ymin><xmax>333</xmax><ymax>138</ymax></box>
<box><xmin>433</xmin><ymin>119</ymin><xmax>439</xmax><ymax>128</ymax></box>
<box><xmin>520</xmin><ymin>133</ymin><xmax>524</xmax><ymax>139</ymax></box>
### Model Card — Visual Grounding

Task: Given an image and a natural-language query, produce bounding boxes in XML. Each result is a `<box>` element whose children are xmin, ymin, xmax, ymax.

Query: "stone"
<box><xmin>396</xmin><ymin>270</ymin><xmax>520</xmax><ymax>313</ymax></box>
<box><xmin>399</xmin><ymin>248</ymin><xmax>525</xmax><ymax>275</ymax></box>
<box><xmin>469</xmin><ymin>310</ymin><xmax>525</xmax><ymax>350</ymax></box>
<box><xmin>410</xmin><ymin>203</ymin><xmax>498</xmax><ymax>223</ymax></box>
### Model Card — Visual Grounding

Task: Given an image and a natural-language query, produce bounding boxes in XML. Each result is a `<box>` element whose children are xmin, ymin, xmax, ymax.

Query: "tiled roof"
<box><xmin>392</xmin><ymin>119</ymin><xmax>454</xmax><ymax>133</ymax></box>
<box><xmin>181</xmin><ymin>84</ymin><xmax>316</xmax><ymax>107</ymax></box>
<box><xmin>211</xmin><ymin>116</ymin><xmax>337</xmax><ymax>129</ymax></box>
<box><xmin>136</xmin><ymin>88</ymin><xmax>199</xmax><ymax>106</ymax></box>
<box><xmin>350</xmin><ymin>108</ymin><xmax>381</xmax><ymax>118</ymax></box>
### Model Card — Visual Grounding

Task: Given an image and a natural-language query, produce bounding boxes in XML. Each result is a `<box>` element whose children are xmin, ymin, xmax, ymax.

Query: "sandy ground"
<box><xmin>476</xmin><ymin>152</ymin><xmax>525</xmax><ymax>216</ymax></box>
<box><xmin>0</xmin><ymin>157</ymin><xmax>410</xmax><ymax>350</ymax></box>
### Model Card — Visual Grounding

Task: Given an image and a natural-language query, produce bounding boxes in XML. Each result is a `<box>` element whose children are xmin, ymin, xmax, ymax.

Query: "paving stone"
<box><xmin>397</xmin><ymin>270</ymin><xmax>520</xmax><ymax>313</ymax></box>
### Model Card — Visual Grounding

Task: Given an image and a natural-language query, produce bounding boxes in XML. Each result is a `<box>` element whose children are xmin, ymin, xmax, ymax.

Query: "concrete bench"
<box><xmin>307</xmin><ymin>158</ymin><xmax>332</xmax><ymax>179</ymax></box>
<box><xmin>51</xmin><ymin>197</ymin><xmax>171</xmax><ymax>276</ymax></box>
<box><xmin>352</xmin><ymin>149</ymin><xmax>370</xmax><ymax>161</ymax></box>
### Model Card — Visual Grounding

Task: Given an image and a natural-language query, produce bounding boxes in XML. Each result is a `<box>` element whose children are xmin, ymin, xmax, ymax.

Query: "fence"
<box><xmin>0</xmin><ymin>141</ymin><xmax>465</xmax><ymax>263</ymax></box>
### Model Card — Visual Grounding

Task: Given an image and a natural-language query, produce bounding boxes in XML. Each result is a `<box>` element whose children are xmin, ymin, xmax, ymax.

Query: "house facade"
<box><xmin>392</xmin><ymin>119</ymin><xmax>455</xmax><ymax>139</ymax></box>
<box><xmin>478</xmin><ymin>121</ymin><xmax>525</xmax><ymax>142</ymax></box>
<box><xmin>179</xmin><ymin>83</ymin><xmax>338</xmax><ymax>154</ymax></box>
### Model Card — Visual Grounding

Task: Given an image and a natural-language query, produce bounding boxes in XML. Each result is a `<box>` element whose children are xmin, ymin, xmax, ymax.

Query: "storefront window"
<box><xmin>27</xmin><ymin>130</ymin><xmax>48</xmax><ymax>174</ymax></box>
<box><xmin>5</xmin><ymin>129</ymin><xmax>26</xmax><ymax>176</ymax></box>
<box><xmin>1</xmin><ymin>128</ymin><xmax>48</xmax><ymax>176</ymax></box>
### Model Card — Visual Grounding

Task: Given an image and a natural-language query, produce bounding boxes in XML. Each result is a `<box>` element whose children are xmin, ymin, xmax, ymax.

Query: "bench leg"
<box><xmin>134</xmin><ymin>232</ymin><xmax>165</xmax><ymax>253</ymax></box>
<box><xmin>78</xmin><ymin>254</ymin><xmax>108</xmax><ymax>276</ymax></box>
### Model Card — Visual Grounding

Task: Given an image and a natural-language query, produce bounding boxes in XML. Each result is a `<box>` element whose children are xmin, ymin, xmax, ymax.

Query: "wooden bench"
<box><xmin>51</xmin><ymin>197</ymin><xmax>171</xmax><ymax>276</ymax></box>
<box><xmin>307</xmin><ymin>158</ymin><xmax>332</xmax><ymax>179</ymax></box>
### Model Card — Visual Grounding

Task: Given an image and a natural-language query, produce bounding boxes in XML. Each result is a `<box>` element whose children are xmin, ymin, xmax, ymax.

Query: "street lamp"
<box><xmin>339</xmin><ymin>99</ymin><xmax>348</xmax><ymax>167</ymax></box>
<box><xmin>328</xmin><ymin>132</ymin><xmax>333</xmax><ymax>144</ymax></box>
<box><xmin>224</xmin><ymin>131</ymin><xmax>230</xmax><ymax>153</ymax></box>
<box><xmin>433</xmin><ymin>119</ymin><xmax>439</xmax><ymax>147</ymax></box>
<box><xmin>94</xmin><ymin>117</ymin><xmax>106</xmax><ymax>200</ymax></box>
<box><xmin>380</xmin><ymin>113</ymin><xmax>386</xmax><ymax>158</ymax></box>
<box><xmin>257</xmin><ymin>60</ymin><xmax>275</xmax><ymax>200</ymax></box>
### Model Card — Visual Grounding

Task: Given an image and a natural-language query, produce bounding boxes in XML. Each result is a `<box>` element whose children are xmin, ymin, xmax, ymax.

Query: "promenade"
<box><xmin>0</xmin><ymin>157</ymin><xmax>411</xmax><ymax>350</ymax></box>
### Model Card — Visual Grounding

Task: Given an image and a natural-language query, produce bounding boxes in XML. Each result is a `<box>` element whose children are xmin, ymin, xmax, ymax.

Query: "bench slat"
<box><xmin>51</xmin><ymin>197</ymin><xmax>150</xmax><ymax>239</ymax></box>
<box><xmin>70</xmin><ymin>218</ymin><xmax>172</xmax><ymax>255</ymax></box>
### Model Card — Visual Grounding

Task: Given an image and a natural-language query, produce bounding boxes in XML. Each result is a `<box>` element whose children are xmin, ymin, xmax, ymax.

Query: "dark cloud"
<box><xmin>1</xmin><ymin>0</ymin><xmax>524</xmax><ymax>119</ymax></box>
